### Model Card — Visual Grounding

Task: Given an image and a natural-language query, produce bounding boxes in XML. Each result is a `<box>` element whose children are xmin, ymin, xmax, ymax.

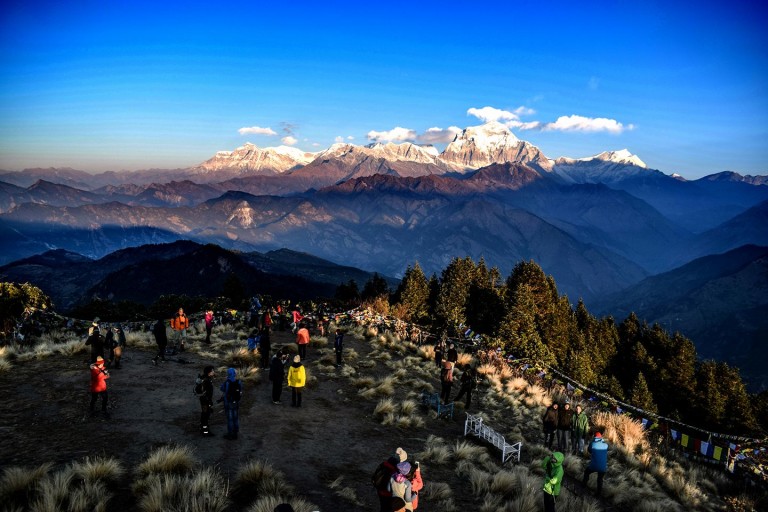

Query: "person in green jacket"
<box><xmin>571</xmin><ymin>404</ymin><xmax>590</xmax><ymax>455</ymax></box>
<box><xmin>542</xmin><ymin>451</ymin><xmax>564</xmax><ymax>512</ymax></box>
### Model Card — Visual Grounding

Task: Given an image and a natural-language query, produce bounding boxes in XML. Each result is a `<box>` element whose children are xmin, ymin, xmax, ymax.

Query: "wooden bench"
<box><xmin>464</xmin><ymin>413</ymin><xmax>522</xmax><ymax>464</ymax></box>
<box><xmin>420</xmin><ymin>391</ymin><xmax>454</xmax><ymax>419</ymax></box>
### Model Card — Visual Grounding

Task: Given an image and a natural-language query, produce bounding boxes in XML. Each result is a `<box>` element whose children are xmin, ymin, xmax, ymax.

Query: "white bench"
<box><xmin>464</xmin><ymin>413</ymin><xmax>522</xmax><ymax>464</ymax></box>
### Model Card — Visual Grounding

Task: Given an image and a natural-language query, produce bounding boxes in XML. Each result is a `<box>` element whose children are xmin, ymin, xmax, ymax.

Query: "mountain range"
<box><xmin>1</xmin><ymin>121</ymin><xmax>766</xmax><ymax>387</ymax></box>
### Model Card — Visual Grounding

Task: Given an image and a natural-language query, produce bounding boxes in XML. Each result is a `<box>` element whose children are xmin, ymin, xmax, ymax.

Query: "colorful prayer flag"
<box><xmin>713</xmin><ymin>446</ymin><xmax>723</xmax><ymax>460</ymax></box>
<box><xmin>671</xmin><ymin>429</ymin><xmax>679</xmax><ymax>441</ymax></box>
<box><xmin>700</xmin><ymin>441</ymin><xmax>709</xmax><ymax>456</ymax></box>
<box><xmin>681</xmin><ymin>434</ymin><xmax>689</xmax><ymax>447</ymax></box>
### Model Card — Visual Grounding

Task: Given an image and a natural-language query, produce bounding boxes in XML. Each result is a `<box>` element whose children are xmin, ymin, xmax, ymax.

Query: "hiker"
<box><xmin>296</xmin><ymin>322</ymin><xmax>310</xmax><ymax>360</ymax></box>
<box><xmin>454</xmin><ymin>365</ymin><xmax>476</xmax><ymax>410</ymax></box>
<box><xmin>557</xmin><ymin>401</ymin><xmax>574</xmax><ymax>453</ymax></box>
<box><xmin>287</xmin><ymin>355</ymin><xmax>306</xmax><ymax>407</ymax></box>
<box><xmin>88</xmin><ymin>317</ymin><xmax>100</xmax><ymax>336</ymax></box>
<box><xmin>219</xmin><ymin>367</ymin><xmax>242</xmax><ymax>439</ymax></box>
<box><xmin>434</xmin><ymin>339</ymin><xmax>444</xmax><ymax>369</ymax></box>
<box><xmin>446</xmin><ymin>342</ymin><xmax>458</xmax><ymax>364</ymax></box>
<box><xmin>372</xmin><ymin>450</ymin><xmax>401</xmax><ymax>512</ymax></box>
<box><xmin>204</xmin><ymin>309</ymin><xmax>214</xmax><ymax>344</ymax></box>
<box><xmin>291</xmin><ymin>307</ymin><xmax>303</xmax><ymax>332</ymax></box>
<box><xmin>583</xmin><ymin>432</ymin><xmax>608</xmax><ymax>497</ymax></box>
<box><xmin>89</xmin><ymin>355</ymin><xmax>110</xmax><ymax>418</ymax></box>
<box><xmin>406</xmin><ymin>461</ymin><xmax>423</xmax><ymax>510</ymax></box>
<box><xmin>542</xmin><ymin>403</ymin><xmax>559</xmax><ymax>449</ymax></box>
<box><xmin>170</xmin><ymin>308</ymin><xmax>190</xmax><ymax>351</ymax></box>
<box><xmin>85</xmin><ymin>325</ymin><xmax>105</xmax><ymax>363</ymax></box>
<box><xmin>259</xmin><ymin>326</ymin><xmax>271</xmax><ymax>369</ymax></box>
<box><xmin>334</xmin><ymin>328</ymin><xmax>344</xmax><ymax>367</ymax></box>
<box><xmin>152</xmin><ymin>316</ymin><xmax>168</xmax><ymax>365</ymax></box>
<box><xmin>389</xmin><ymin>461</ymin><xmax>414</xmax><ymax>511</ymax></box>
<box><xmin>542</xmin><ymin>451</ymin><xmax>564</xmax><ymax>512</ymax></box>
<box><xmin>108</xmin><ymin>324</ymin><xmax>126</xmax><ymax>369</ymax></box>
<box><xmin>269</xmin><ymin>348</ymin><xmax>288</xmax><ymax>403</ymax></box>
<box><xmin>198</xmin><ymin>365</ymin><xmax>215</xmax><ymax>437</ymax></box>
<box><xmin>571</xmin><ymin>404</ymin><xmax>589</xmax><ymax>455</ymax></box>
<box><xmin>439</xmin><ymin>360</ymin><xmax>454</xmax><ymax>404</ymax></box>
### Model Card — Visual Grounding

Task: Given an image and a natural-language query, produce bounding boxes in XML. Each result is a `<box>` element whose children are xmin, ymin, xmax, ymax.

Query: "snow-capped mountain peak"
<box><xmin>592</xmin><ymin>149</ymin><xmax>646</xmax><ymax>168</ymax></box>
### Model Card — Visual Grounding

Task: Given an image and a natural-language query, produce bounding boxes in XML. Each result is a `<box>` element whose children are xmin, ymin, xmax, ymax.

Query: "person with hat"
<box><xmin>542</xmin><ymin>403</ymin><xmax>559</xmax><ymax>449</ymax></box>
<box><xmin>541</xmin><ymin>451</ymin><xmax>564</xmax><ymax>512</ymax></box>
<box><xmin>388</xmin><ymin>461</ymin><xmax>414</xmax><ymax>511</ymax></box>
<box><xmin>85</xmin><ymin>324</ymin><xmax>106</xmax><ymax>364</ymax></box>
<box><xmin>583</xmin><ymin>431</ymin><xmax>608</xmax><ymax>497</ymax></box>
<box><xmin>198</xmin><ymin>365</ymin><xmax>215</xmax><ymax>437</ymax></box>
<box><xmin>557</xmin><ymin>401</ymin><xmax>574</xmax><ymax>453</ymax></box>
<box><xmin>89</xmin><ymin>356</ymin><xmax>110</xmax><ymax>418</ymax></box>
<box><xmin>269</xmin><ymin>348</ymin><xmax>288</xmax><ymax>404</ymax></box>
<box><xmin>372</xmin><ymin>448</ymin><xmax>406</xmax><ymax>512</ymax></box>
<box><xmin>287</xmin><ymin>354</ymin><xmax>306</xmax><ymax>407</ymax></box>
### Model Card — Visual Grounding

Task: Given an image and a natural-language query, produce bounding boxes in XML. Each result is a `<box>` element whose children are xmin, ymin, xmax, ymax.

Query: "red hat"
<box><xmin>595</xmin><ymin>432</ymin><xmax>602</xmax><ymax>438</ymax></box>
<box><xmin>95</xmin><ymin>356</ymin><xmax>105</xmax><ymax>365</ymax></box>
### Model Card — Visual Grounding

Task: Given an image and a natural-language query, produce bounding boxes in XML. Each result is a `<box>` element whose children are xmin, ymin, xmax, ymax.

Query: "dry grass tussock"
<box><xmin>357</xmin><ymin>376</ymin><xmax>395</xmax><ymax>399</ymax></box>
<box><xmin>135</xmin><ymin>445</ymin><xmax>197</xmax><ymax>479</ymax></box>
<box><xmin>225</xmin><ymin>347</ymin><xmax>260</xmax><ymax>366</ymax></box>
<box><xmin>418</xmin><ymin>435</ymin><xmax>452</xmax><ymax>466</ymax></box>
<box><xmin>14</xmin><ymin>341</ymin><xmax>55</xmax><ymax>361</ymax></box>
<box><xmin>328</xmin><ymin>476</ymin><xmax>362</xmax><ymax>506</ymax></box>
<box><xmin>418</xmin><ymin>345</ymin><xmax>435</xmax><ymax>361</ymax></box>
<box><xmin>126</xmin><ymin>331</ymin><xmax>155</xmax><ymax>349</ymax></box>
<box><xmin>233</xmin><ymin>459</ymin><xmax>294</xmax><ymax>503</ymax></box>
<box><xmin>422</xmin><ymin>481</ymin><xmax>456</xmax><ymax>511</ymax></box>
<box><xmin>135</xmin><ymin>468</ymin><xmax>229</xmax><ymax>512</ymax></box>
<box><xmin>309</xmin><ymin>335</ymin><xmax>328</xmax><ymax>348</ymax></box>
<box><xmin>70</xmin><ymin>456</ymin><xmax>124</xmax><ymax>484</ymax></box>
<box><xmin>0</xmin><ymin>462</ymin><xmax>53</xmax><ymax>507</ymax></box>
<box><xmin>456</xmin><ymin>352</ymin><xmax>473</xmax><ymax>366</ymax></box>
<box><xmin>246</xmin><ymin>495</ymin><xmax>319</xmax><ymax>512</ymax></box>
<box><xmin>592</xmin><ymin>411</ymin><xmax>648</xmax><ymax>455</ymax></box>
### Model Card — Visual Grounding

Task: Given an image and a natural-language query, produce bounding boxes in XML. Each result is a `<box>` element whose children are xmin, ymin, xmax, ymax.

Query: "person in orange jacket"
<box><xmin>89</xmin><ymin>356</ymin><xmax>110</xmax><ymax>418</ymax></box>
<box><xmin>407</xmin><ymin>461</ymin><xmax>424</xmax><ymax>510</ymax></box>
<box><xmin>170</xmin><ymin>307</ymin><xmax>190</xmax><ymax>351</ymax></box>
<box><xmin>296</xmin><ymin>322</ymin><xmax>310</xmax><ymax>360</ymax></box>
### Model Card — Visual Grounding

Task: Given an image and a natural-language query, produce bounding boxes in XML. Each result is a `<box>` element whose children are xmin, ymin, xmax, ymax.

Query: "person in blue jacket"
<box><xmin>583</xmin><ymin>431</ymin><xmax>608</xmax><ymax>496</ymax></box>
<box><xmin>219</xmin><ymin>367</ymin><xmax>242</xmax><ymax>440</ymax></box>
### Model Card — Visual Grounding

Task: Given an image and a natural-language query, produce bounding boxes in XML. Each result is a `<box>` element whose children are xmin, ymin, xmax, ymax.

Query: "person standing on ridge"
<box><xmin>220</xmin><ymin>367</ymin><xmax>242</xmax><ymax>439</ymax></box>
<box><xmin>204</xmin><ymin>308</ymin><xmax>214</xmax><ymax>344</ymax></box>
<box><xmin>334</xmin><ymin>328</ymin><xmax>344</xmax><ymax>367</ymax></box>
<box><xmin>557</xmin><ymin>400</ymin><xmax>574</xmax><ymax>453</ymax></box>
<box><xmin>152</xmin><ymin>316</ymin><xmax>168</xmax><ymax>365</ymax></box>
<box><xmin>454</xmin><ymin>365</ymin><xmax>476</xmax><ymax>410</ymax></box>
<box><xmin>541</xmin><ymin>451</ymin><xmax>564</xmax><ymax>512</ymax></box>
<box><xmin>571</xmin><ymin>404</ymin><xmax>589</xmax><ymax>455</ymax></box>
<box><xmin>583</xmin><ymin>431</ymin><xmax>608</xmax><ymax>497</ymax></box>
<box><xmin>89</xmin><ymin>355</ymin><xmax>110</xmax><ymax>418</ymax></box>
<box><xmin>170</xmin><ymin>307</ymin><xmax>190</xmax><ymax>351</ymax></box>
<box><xmin>85</xmin><ymin>325</ymin><xmax>105</xmax><ymax>364</ymax></box>
<box><xmin>296</xmin><ymin>322</ymin><xmax>310</xmax><ymax>360</ymax></box>
<box><xmin>269</xmin><ymin>348</ymin><xmax>288</xmax><ymax>403</ymax></box>
<box><xmin>287</xmin><ymin>355</ymin><xmax>306</xmax><ymax>407</ymax></box>
<box><xmin>198</xmin><ymin>365</ymin><xmax>215</xmax><ymax>437</ymax></box>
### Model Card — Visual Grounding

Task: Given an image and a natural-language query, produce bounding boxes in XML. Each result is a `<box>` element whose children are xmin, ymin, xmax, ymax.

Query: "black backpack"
<box><xmin>226</xmin><ymin>380</ymin><xmax>242</xmax><ymax>404</ymax></box>
<box><xmin>193</xmin><ymin>376</ymin><xmax>205</xmax><ymax>397</ymax></box>
<box><xmin>371</xmin><ymin>462</ymin><xmax>391</xmax><ymax>490</ymax></box>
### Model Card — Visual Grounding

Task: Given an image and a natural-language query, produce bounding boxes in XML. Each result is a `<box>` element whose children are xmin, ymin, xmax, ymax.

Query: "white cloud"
<box><xmin>467</xmin><ymin>106</ymin><xmax>520</xmax><ymax>123</ymax></box>
<box><xmin>334</xmin><ymin>136</ymin><xmax>345</xmax><ymax>143</ymax></box>
<box><xmin>513</xmin><ymin>106</ymin><xmax>536</xmax><ymax>116</ymax></box>
<box><xmin>238</xmin><ymin>126</ymin><xmax>277</xmax><ymax>136</ymax></box>
<box><xmin>507</xmin><ymin>120</ymin><xmax>543</xmax><ymax>131</ymax></box>
<box><xmin>417</xmin><ymin>126</ymin><xmax>462</xmax><ymax>144</ymax></box>
<box><xmin>541</xmin><ymin>115</ymin><xmax>633</xmax><ymax>133</ymax></box>
<box><xmin>281</xmin><ymin>135</ymin><xmax>298</xmax><ymax>145</ymax></box>
<box><xmin>367</xmin><ymin>127</ymin><xmax>417</xmax><ymax>142</ymax></box>
<box><xmin>347</xmin><ymin>135</ymin><xmax>355</xmax><ymax>140</ymax></box>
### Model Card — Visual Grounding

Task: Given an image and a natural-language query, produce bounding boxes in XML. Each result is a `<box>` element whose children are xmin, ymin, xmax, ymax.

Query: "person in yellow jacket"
<box><xmin>287</xmin><ymin>354</ymin><xmax>306</xmax><ymax>408</ymax></box>
<box><xmin>170</xmin><ymin>308</ymin><xmax>190</xmax><ymax>351</ymax></box>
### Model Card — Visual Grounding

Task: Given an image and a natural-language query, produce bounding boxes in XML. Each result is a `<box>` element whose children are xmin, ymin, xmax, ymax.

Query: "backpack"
<box><xmin>371</xmin><ymin>462</ymin><xmax>391</xmax><ymax>490</ymax></box>
<box><xmin>226</xmin><ymin>380</ymin><xmax>242</xmax><ymax>404</ymax></box>
<box><xmin>193</xmin><ymin>375</ymin><xmax>206</xmax><ymax>397</ymax></box>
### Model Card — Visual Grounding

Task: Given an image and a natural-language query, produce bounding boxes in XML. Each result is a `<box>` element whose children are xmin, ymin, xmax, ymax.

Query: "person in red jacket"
<box><xmin>407</xmin><ymin>461</ymin><xmax>424</xmax><ymax>510</ymax></box>
<box><xmin>170</xmin><ymin>308</ymin><xmax>190</xmax><ymax>351</ymax></box>
<box><xmin>89</xmin><ymin>355</ymin><xmax>110</xmax><ymax>418</ymax></box>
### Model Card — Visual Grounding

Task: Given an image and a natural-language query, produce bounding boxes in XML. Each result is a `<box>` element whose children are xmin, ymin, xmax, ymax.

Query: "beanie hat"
<box><xmin>595</xmin><ymin>432</ymin><xmax>602</xmax><ymax>438</ymax></box>
<box><xmin>397</xmin><ymin>461</ymin><xmax>411</xmax><ymax>475</ymax></box>
<box><xmin>293</xmin><ymin>355</ymin><xmax>300</xmax><ymax>363</ymax></box>
<box><xmin>396</xmin><ymin>447</ymin><xmax>407</xmax><ymax>462</ymax></box>
<box><xmin>95</xmin><ymin>356</ymin><xmax>105</xmax><ymax>364</ymax></box>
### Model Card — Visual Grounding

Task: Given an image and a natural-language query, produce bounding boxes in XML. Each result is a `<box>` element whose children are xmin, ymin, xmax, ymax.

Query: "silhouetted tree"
<box><xmin>335</xmin><ymin>279</ymin><xmax>360</xmax><ymax>308</ymax></box>
<box><xmin>393</xmin><ymin>263</ymin><xmax>430</xmax><ymax>324</ymax></box>
<box><xmin>361</xmin><ymin>273</ymin><xmax>390</xmax><ymax>303</ymax></box>
<box><xmin>221</xmin><ymin>273</ymin><xmax>246</xmax><ymax>308</ymax></box>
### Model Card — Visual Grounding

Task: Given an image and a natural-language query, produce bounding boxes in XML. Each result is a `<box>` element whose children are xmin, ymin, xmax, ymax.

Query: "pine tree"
<box><xmin>393</xmin><ymin>263</ymin><xmax>429</xmax><ymax>323</ymax></box>
<box><xmin>630</xmin><ymin>372</ymin><xmax>657</xmax><ymax>414</ymax></box>
<box><xmin>497</xmin><ymin>283</ymin><xmax>553</xmax><ymax>364</ymax></box>
<box><xmin>436</xmin><ymin>257</ymin><xmax>476</xmax><ymax>335</ymax></box>
<box><xmin>361</xmin><ymin>273</ymin><xmax>390</xmax><ymax>303</ymax></box>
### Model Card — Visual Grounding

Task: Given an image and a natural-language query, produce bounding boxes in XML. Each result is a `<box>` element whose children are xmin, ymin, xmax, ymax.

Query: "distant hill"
<box><xmin>594</xmin><ymin>244</ymin><xmax>768</xmax><ymax>391</ymax></box>
<box><xmin>0</xmin><ymin>241</ymin><xmax>393</xmax><ymax>312</ymax></box>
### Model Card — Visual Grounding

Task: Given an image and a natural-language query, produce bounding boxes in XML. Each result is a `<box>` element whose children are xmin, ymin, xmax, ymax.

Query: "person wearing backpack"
<box><xmin>454</xmin><ymin>365</ymin><xmax>476</xmax><ymax>410</ymax></box>
<box><xmin>287</xmin><ymin>355</ymin><xmax>306</xmax><ymax>407</ymax></box>
<box><xmin>372</xmin><ymin>448</ymin><xmax>405</xmax><ymax>512</ymax></box>
<box><xmin>204</xmin><ymin>309</ymin><xmax>214</xmax><ymax>344</ymax></box>
<box><xmin>170</xmin><ymin>307</ymin><xmax>190</xmax><ymax>352</ymax></box>
<box><xmin>152</xmin><ymin>316</ymin><xmax>168</xmax><ymax>365</ymax></box>
<box><xmin>195</xmin><ymin>365</ymin><xmax>215</xmax><ymax>437</ymax></box>
<box><xmin>439</xmin><ymin>360</ymin><xmax>454</xmax><ymax>405</ymax></box>
<box><xmin>219</xmin><ymin>367</ymin><xmax>242</xmax><ymax>439</ymax></box>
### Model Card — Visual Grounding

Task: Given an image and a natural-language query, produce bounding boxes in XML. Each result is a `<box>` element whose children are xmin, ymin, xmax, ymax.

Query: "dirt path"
<box><xmin>0</xmin><ymin>327</ymin><xmax>468</xmax><ymax>511</ymax></box>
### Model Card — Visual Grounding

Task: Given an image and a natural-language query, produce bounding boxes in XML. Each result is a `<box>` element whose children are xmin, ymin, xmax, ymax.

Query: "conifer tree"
<box><xmin>630</xmin><ymin>372</ymin><xmax>657</xmax><ymax>414</ymax></box>
<box><xmin>465</xmin><ymin>258</ymin><xmax>504</xmax><ymax>335</ymax></box>
<box><xmin>393</xmin><ymin>263</ymin><xmax>429</xmax><ymax>323</ymax></box>
<box><xmin>497</xmin><ymin>283</ymin><xmax>553</xmax><ymax>364</ymax></box>
<box><xmin>436</xmin><ymin>257</ymin><xmax>476</xmax><ymax>335</ymax></box>
<box><xmin>361</xmin><ymin>273</ymin><xmax>390</xmax><ymax>302</ymax></box>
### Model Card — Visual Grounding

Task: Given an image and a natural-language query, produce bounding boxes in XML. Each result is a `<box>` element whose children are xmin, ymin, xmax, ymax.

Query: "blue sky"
<box><xmin>1</xmin><ymin>0</ymin><xmax>766</xmax><ymax>179</ymax></box>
